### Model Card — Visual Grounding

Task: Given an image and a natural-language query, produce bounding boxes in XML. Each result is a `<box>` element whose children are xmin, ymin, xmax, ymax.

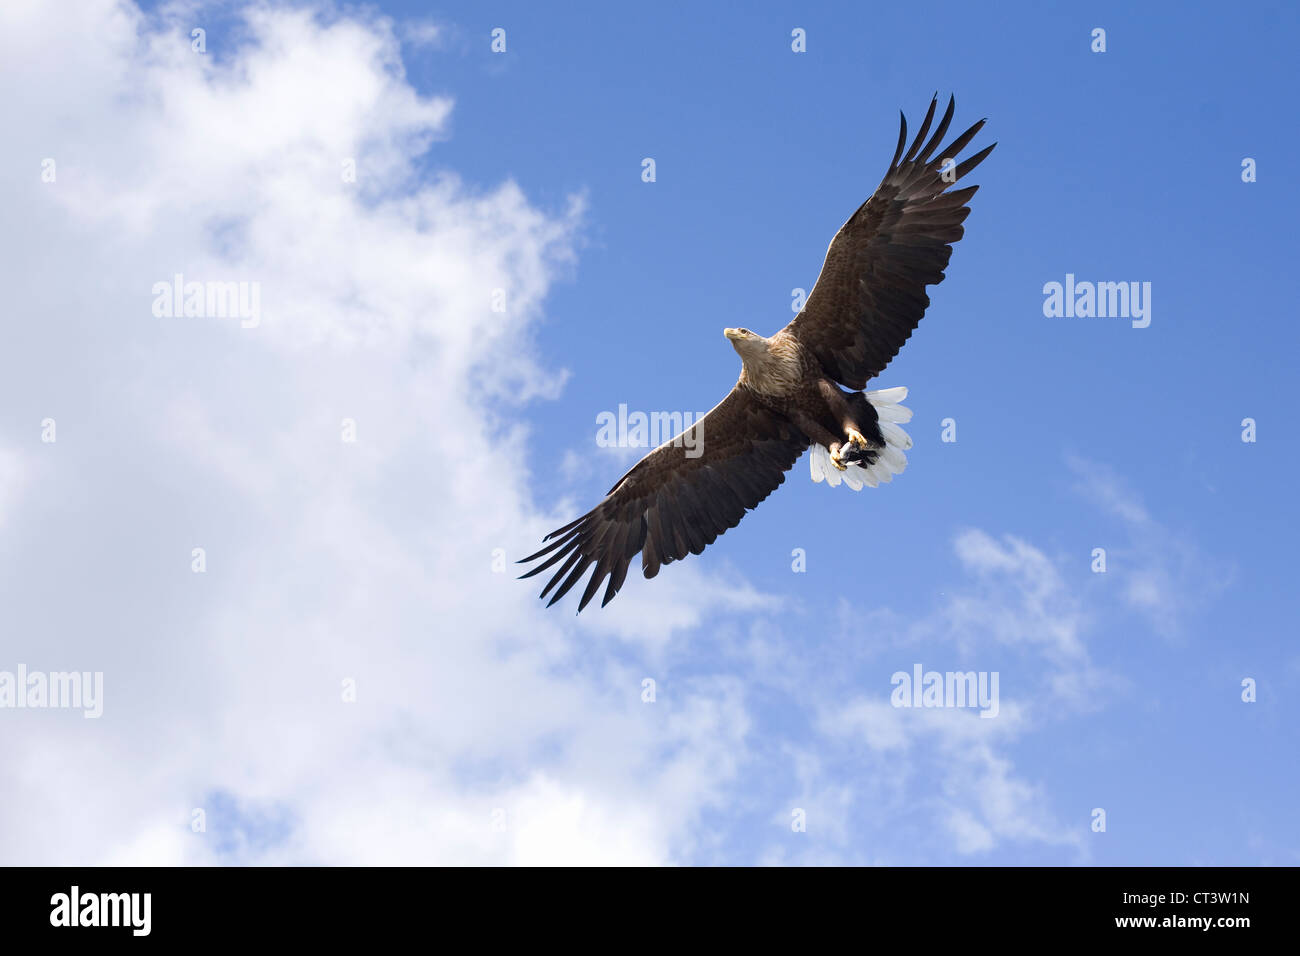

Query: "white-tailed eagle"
<box><xmin>523</xmin><ymin>95</ymin><xmax>994</xmax><ymax>611</ymax></box>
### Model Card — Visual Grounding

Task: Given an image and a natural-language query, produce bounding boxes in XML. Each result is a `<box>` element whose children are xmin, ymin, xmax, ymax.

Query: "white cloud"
<box><xmin>0</xmin><ymin>443</ymin><xmax>31</xmax><ymax>529</ymax></box>
<box><xmin>1067</xmin><ymin>455</ymin><xmax>1226</xmax><ymax>639</ymax></box>
<box><xmin>787</xmin><ymin>461</ymin><xmax>1230</xmax><ymax>860</ymax></box>
<box><xmin>797</xmin><ymin>528</ymin><xmax>1106</xmax><ymax>861</ymax></box>
<box><xmin>400</xmin><ymin>19</ymin><xmax>443</xmax><ymax>50</ymax></box>
<box><xmin>0</xmin><ymin>0</ymin><xmax>756</xmax><ymax>865</ymax></box>
<box><xmin>945</xmin><ymin>529</ymin><xmax>1107</xmax><ymax>706</ymax></box>
<box><xmin>817</xmin><ymin>697</ymin><xmax>1084</xmax><ymax>859</ymax></box>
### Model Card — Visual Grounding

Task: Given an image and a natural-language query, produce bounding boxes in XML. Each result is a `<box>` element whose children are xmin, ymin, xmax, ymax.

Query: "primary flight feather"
<box><xmin>522</xmin><ymin>94</ymin><xmax>994</xmax><ymax>611</ymax></box>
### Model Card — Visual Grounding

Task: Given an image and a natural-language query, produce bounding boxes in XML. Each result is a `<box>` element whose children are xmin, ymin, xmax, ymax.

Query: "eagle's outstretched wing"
<box><xmin>784</xmin><ymin>95</ymin><xmax>995</xmax><ymax>390</ymax></box>
<box><xmin>520</xmin><ymin>386</ymin><xmax>808</xmax><ymax>611</ymax></box>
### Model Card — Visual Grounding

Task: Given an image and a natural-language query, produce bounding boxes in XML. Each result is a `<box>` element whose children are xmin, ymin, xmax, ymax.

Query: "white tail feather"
<box><xmin>866</xmin><ymin>386</ymin><xmax>908</xmax><ymax>404</ymax></box>
<box><xmin>809</xmin><ymin>443</ymin><xmax>827</xmax><ymax>483</ymax></box>
<box><xmin>850</xmin><ymin>463</ymin><xmax>875</xmax><ymax>488</ymax></box>
<box><xmin>879</xmin><ymin>443</ymin><xmax>907</xmax><ymax>472</ymax></box>
<box><xmin>879</xmin><ymin>421</ymin><xmax>913</xmax><ymax>450</ymax></box>
<box><xmin>824</xmin><ymin>450</ymin><xmax>842</xmax><ymax>487</ymax></box>
<box><xmin>874</xmin><ymin>404</ymin><xmax>913</xmax><ymax>424</ymax></box>
<box><xmin>808</xmin><ymin>386</ymin><xmax>912</xmax><ymax>492</ymax></box>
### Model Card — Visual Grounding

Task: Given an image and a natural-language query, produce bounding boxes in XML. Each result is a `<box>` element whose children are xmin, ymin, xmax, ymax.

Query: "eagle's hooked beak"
<box><xmin>723</xmin><ymin>327</ymin><xmax>741</xmax><ymax>341</ymax></box>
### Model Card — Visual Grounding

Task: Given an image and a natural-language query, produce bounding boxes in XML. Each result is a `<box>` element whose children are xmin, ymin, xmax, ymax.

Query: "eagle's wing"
<box><xmin>783</xmin><ymin>95</ymin><xmax>995</xmax><ymax>390</ymax></box>
<box><xmin>520</xmin><ymin>386</ymin><xmax>808</xmax><ymax>611</ymax></box>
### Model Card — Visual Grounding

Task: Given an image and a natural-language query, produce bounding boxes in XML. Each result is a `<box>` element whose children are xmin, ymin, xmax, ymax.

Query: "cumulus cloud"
<box><xmin>0</xmin><ymin>0</ymin><xmax>755</xmax><ymax>865</ymax></box>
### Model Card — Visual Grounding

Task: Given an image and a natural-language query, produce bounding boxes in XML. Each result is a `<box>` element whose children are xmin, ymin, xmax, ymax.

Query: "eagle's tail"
<box><xmin>809</xmin><ymin>386</ymin><xmax>913</xmax><ymax>491</ymax></box>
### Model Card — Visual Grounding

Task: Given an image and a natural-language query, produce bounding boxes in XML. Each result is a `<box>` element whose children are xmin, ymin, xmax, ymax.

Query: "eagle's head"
<box><xmin>726</xmin><ymin>327</ymin><xmax>799</xmax><ymax>394</ymax></box>
<box><xmin>724</xmin><ymin>327</ymin><xmax>765</xmax><ymax>360</ymax></box>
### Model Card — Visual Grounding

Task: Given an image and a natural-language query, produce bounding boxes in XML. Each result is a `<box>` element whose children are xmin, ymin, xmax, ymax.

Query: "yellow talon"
<box><xmin>846</xmin><ymin>427</ymin><xmax>869</xmax><ymax>449</ymax></box>
<box><xmin>829</xmin><ymin>445</ymin><xmax>849</xmax><ymax>471</ymax></box>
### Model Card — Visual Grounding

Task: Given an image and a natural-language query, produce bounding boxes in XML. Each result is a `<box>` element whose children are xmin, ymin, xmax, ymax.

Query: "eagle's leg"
<box><xmin>816</xmin><ymin>381</ymin><xmax>881</xmax><ymax>466</ymax></box>
<box><xmin>789</xmin><ymin>410</ymin><xmax>849</xmax><ymax>470</ymax></box>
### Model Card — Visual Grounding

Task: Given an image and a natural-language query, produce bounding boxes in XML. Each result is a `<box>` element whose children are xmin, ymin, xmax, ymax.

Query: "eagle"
<box><xmin>522</xmin><ymin>95</ymin><xmax>994</xmax><ymax>611</ymax></box>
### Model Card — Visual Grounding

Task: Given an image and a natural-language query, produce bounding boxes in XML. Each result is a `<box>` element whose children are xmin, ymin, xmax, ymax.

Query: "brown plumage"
<box><xmin>522</xmin><ymin>95</ymin><xmax>994</xmax><ymax>611</ymax></box>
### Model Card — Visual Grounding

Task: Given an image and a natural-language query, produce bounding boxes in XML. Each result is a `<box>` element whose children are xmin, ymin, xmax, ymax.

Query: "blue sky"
<box><xmin>1</xmin><ymin>0</ymin><xmax>1295</xmax><ymax>864</ymax></box>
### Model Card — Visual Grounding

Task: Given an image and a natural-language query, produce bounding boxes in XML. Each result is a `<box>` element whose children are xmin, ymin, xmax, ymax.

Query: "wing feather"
<box><xmin>784</xmin><ymin>95</ymin><xmax>995</xmax><ymax>389</ymax></box>
<box><xmin>520</xmin><ymin>386</ymin><xmax>808</xmax><ymax>611</ymax></box>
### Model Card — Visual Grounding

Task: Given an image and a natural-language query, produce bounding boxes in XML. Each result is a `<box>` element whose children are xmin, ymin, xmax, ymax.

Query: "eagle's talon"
<box><xmin>846</xmin><ymin>427</ymin><xmax>870</xmax><ymax>449</ymax></box>
<box><xmin>829</xmin><ymin>444</ymin><xmax>849</xmax><ymax>471</ymax></box>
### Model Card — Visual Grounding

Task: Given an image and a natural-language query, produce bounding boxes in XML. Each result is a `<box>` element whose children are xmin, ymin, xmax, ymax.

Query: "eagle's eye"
<box><xmin>738</xmin><ymin>328</ymin><xmax>751</xmax><ymax>336</ymax></box>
